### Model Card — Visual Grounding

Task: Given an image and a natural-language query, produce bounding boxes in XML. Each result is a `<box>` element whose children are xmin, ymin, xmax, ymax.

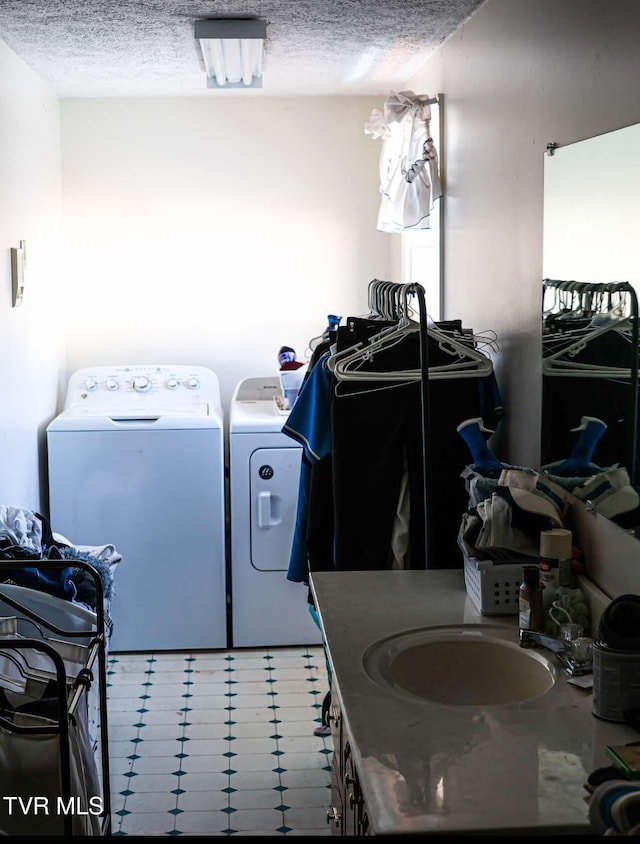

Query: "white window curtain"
<box><xmin>365</xmin><ymin>91</ymin><xmax>442</xmax><ymax>233</ymax></box>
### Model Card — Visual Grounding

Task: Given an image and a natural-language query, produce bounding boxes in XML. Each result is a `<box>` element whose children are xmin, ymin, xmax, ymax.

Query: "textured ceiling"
<box><xmin>0</xmin><ymin>0</ymin><xmax>485</xmax><ymax>97</ymax></box>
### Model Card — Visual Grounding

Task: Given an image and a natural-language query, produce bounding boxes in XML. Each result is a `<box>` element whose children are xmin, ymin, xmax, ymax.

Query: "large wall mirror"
<box><xmin>541</xmin><ymin>122</ymin><xmax>640</xmax><ymax>538</ymax></box>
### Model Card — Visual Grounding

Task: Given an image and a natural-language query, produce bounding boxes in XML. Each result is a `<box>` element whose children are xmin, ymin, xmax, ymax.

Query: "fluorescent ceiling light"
<box><xmin>195</xmin><ymin>19</ymin><xmax>267</xmax><ymax>89</ymax></box>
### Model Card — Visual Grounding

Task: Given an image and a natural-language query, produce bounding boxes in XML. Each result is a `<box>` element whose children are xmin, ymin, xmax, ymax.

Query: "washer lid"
<box><xmin>47</xmin><ymin>403</ymin><xmax>222</xmax><ymax>431</ymax></box>
<box><xmin>58</xmin><ymin>403</ymin><xmax>210</xmax><ymax>417</ymax></box>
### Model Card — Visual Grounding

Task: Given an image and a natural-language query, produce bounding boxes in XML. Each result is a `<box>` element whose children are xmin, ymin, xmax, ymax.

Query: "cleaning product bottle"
<box><xmin>519</xmin><ymin>565</ymin><xmax>544</xmax><ymax>632</ymax></box>
<box><xmin>540</xmin><ymin>528</ymin><xmax>574</xmax><ymax>590</ymax></box>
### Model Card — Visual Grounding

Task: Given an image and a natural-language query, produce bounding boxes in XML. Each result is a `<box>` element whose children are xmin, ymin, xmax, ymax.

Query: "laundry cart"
<box><xmin>46</xmin><ymin>365</ymin><xmax>227</xmax><ymax>652</ymax></box>
<box><xmin>229</xmin><ymin>376</ymin><xmax>322</xmax><ymax>647</ymax></box>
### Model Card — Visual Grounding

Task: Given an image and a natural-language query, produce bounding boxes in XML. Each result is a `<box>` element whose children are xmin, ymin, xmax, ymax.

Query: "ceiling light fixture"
<box><xmin>195</xmin><ymin>18</ymin><xmax>267</xmax><ymax>89</ymax></box>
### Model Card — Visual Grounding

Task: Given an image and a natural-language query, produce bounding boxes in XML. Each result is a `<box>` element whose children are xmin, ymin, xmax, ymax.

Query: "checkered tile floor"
<box><xmin>104</xmin><ymin>647</ymin><xmax>332</xmax><ymax>836</ymax></box>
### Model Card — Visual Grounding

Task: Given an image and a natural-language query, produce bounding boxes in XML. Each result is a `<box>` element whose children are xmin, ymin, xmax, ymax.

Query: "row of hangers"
<box><xmin>325</xmin><ymin>280</ymin><xmax>494</xmax><ymax>383</ymax></box>
<box><xmin>543</xmin><ymin>279</ymin><xmax>634</xmax><ymax>325</ymax></box>
<box><xmin>542</xmin><ymin>279</ymin><xmax>639</xmax><ymax>379</ymax></box>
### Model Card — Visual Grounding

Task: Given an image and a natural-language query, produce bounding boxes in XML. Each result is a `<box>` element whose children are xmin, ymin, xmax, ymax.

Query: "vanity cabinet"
<box><xmin>327</xmin><ymin>690</ymin><xmax>344</xmax><ymax>834</ymax></box>
<box><xmin>311</xmin><ymin>569</ymin><xmax>638</xmax><ymax>837</ymax></box>
<box><xmin>327</xmin><ymin>680</ymin><xmax>370</xmax><ymax>836</ymax></box>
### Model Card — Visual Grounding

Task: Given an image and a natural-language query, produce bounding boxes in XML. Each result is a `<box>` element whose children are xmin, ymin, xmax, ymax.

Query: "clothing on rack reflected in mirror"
<box><xmin>541</xmin><ymin>122</ymin><xmax>640</xmax><ymax>540</ymax></box>
<box><xmin>540</xmin><ymin>279</ymin><xmax>640</xmax><ymax>537</ymax></box>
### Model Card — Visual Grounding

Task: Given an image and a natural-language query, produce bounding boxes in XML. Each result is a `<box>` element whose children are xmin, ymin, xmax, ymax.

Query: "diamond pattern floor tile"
<box><xmin>107</xmin><ymin>647</ymin><xmax>332</xmax><ymax>836</ymax></box>
<box><xmin>107</xmin><ymin>647</ymin><xmax>331</xmax><ymax>836</ymax></box>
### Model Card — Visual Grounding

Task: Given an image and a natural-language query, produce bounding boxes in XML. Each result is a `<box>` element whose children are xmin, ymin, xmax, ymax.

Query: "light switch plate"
<box><xmin>10</xmin><ymin>240</ymin><xmax>26</xmax><ymax>307</ymax></box>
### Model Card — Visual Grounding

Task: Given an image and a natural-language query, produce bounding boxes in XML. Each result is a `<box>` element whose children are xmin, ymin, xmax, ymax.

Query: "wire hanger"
<box><xmin>543</xmin><ymin>301</ymin><xmax>635</xmax><ymax>379</ymax></box>
<box><xmin>325</xmin><ymin>281</ymin><xmax>416</xmax><ymax>375</ymax></box>
<box><xmin>331</xmin><ymin>286</ymin><xmax>493</xmax><ymax>383</ymax></box>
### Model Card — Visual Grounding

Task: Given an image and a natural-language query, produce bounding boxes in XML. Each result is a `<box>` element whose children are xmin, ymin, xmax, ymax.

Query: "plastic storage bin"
<box><xmin>463</xmin><ymin>552</ymin><xmax>534</xmax><ymax>615</ymax></box>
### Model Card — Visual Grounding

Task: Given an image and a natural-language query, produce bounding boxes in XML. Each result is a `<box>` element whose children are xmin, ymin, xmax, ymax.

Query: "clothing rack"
<box><xmin>414</xmin><ymin>283</ymin><xmax>432</xmax><ymax>566</ymax></box>
<box><xmin>365</xmin><ymin>280</ymin><xmax>432</xmax><ymax>564</ymax></box>
<box><xmin>340</xmin><ymin>279</ymin><xmax>500</xmax><ymax>569</ymax></box>
<box><xmin>0</xmin><ymin>559</ymin><xmax>111</xmax><ymax>836</ymax></box>
<box><xmin>542</xmin><ymin>278</ymin><xmax>640</xmax><ymax>485</ymax></box>
<box><xmin>287</xmin><ymin>281</ymin><xmax>499</xmax><ymax>577</ymax></box>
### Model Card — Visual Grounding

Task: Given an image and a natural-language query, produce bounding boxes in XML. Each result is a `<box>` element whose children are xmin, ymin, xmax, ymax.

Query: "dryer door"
<box><xmin>250</xmin><ymin>446</ymin><xmax>302</xmax><ymax>571</ymax></box>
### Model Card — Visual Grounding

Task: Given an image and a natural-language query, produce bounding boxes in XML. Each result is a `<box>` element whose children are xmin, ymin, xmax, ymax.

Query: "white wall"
<box><xmin>0</xmin><ymin>39</ymin><xmax>63</xmax><ymax>512</ymax></box>
<box><xmin>402</xmin><ymin>0</ymin><xmax>640</xmax><ymax>469</ymax></box>
<box><xmin>60</xmin><ymin>97</ymin><xmax>390</xmax><ymax>411</ymax></box>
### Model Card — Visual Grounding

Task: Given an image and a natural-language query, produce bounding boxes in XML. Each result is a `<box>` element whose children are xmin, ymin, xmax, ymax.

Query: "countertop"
<box><xmin>310</xmin><ymin>569</ymin><xmax>638</xmax><ymax>836</ymax></box>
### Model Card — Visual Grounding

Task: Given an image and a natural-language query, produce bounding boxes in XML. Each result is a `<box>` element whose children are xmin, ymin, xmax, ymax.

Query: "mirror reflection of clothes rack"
<box><xmin>284</xmin><ymin>280</ymin><xmax>503</xmax><ymax>578</ymax></box>
<box><xmin>541</xmin><ymin>278</ymin><xmax>640</xmax><ymax>486</ymax></box>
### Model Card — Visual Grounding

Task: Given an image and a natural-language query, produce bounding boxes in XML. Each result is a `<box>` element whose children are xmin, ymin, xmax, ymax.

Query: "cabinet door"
<box><xmin>327</xmin><ymin>691</ymin><xmax>344</xmax><ymax>834</ymax></box>
<box><xmin>327</xmin><ymin>683</ymin><xmax>372</xmax><ymax>836</ymax></box>
<box><xmin>327</xmin><ymin>691</ymin><xmax>342</xmax><ymax>773</ymax></box>
<box><xmin>359</xmin><ymin>808</ymin><xmax>370</xmax><ymax>836</ymax></box>
<box><xmin>343</xmin><ymin>746</ymin><xmax>360</xmax><ymax>836</ymax></box>
<box><xmin>328</xmin><ymin>752</ymin><xmax>344</xmax><ymax>835</ymax></box>
<box><xmin>346</xmin><ymin>749</ymin><xmax>372</xmax><ymax>836</ymax></box>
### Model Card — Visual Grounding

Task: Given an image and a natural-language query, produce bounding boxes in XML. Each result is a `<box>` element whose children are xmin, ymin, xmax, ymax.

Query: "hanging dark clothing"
<box><xmin>284</xmin><ymin>315</ymin><xmax>503</xmax><ymax>573</ymax></box>
<box><xmin>542</xmin><ymin>328</ymin><xmax>635</xmax><ymax>469</ymax></box>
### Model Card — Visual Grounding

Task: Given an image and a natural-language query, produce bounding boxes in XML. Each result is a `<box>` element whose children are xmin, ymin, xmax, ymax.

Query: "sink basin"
<box><xmin>363</xmin><ymin>624</ymin><xmax>557</xmax><ymax>706</ymax></box>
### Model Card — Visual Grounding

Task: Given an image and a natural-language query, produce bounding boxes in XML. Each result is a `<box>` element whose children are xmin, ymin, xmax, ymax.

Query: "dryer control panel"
<box><xmin>62</xmin><ymin>364</ymin><xmax>222</xmax><ymax>415</ymax></box>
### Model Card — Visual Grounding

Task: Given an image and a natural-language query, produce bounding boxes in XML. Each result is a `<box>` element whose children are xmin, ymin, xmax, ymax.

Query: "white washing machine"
<box><xmin>46</xmin><ymin>364</ymin><xmax>227</xmax><ymax>652</ymax></box>
<box><xmin>229</xmin><ymin>376</ymin><xmax>322</xmax><ymax>647</ymax></box>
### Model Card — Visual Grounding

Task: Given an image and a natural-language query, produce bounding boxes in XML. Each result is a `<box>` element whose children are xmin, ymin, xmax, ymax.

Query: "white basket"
<box><xmin>463</xmin><ymin>553</ymin><xmax>535</xmax><ymax>615</ymax></box>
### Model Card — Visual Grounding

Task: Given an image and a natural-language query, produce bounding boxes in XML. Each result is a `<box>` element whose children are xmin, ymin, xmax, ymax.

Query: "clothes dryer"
<box><xmin>229</xmin><ymin>376</ymin><xmax>322</xmax><ymax>647</ymax></box>
<box><xmin>46</xmin><ymin>365</ymin><xmax>227</xmax><ymax>652</ymax></box>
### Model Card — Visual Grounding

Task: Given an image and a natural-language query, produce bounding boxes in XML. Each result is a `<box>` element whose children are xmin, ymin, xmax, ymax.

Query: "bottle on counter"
<box><xmin>540</xmin><ymin>528</ymin><xmax>574</xmax><ymax>590</ymax></box>
<box><xmin>539</xmin><ymin>527</ymin><xmax>574</xmax><ymax>624</ymax></box>
<box><xmin>519</xmin><ymin>565</ymin><xmax>544</xmax><ymax>632</ymax></box>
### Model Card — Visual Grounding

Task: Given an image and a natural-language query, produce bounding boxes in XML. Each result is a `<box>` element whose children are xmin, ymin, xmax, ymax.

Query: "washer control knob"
<box><xmin>105</xmin><ymin>377</ymin><xmax>119</xmax><ymax>391</ymax></box>
<box><xmin>133</xmin><ymin>375</ymin><xmax>152</xmax><ymax>392</ymax></box>
<box><xmin>186</xmin><ymin>377</ymin><xmax>200</xmax><ymax>390</ymax></box>
<box><xmin>84</xmin><ymin>377</ymin><xmax>98</xmax><ymax>391</ymax></box>
<box><xmin>167</xmin><ymin>377</ymin><xmax>180</xmax><ymax>390</ymax></box>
